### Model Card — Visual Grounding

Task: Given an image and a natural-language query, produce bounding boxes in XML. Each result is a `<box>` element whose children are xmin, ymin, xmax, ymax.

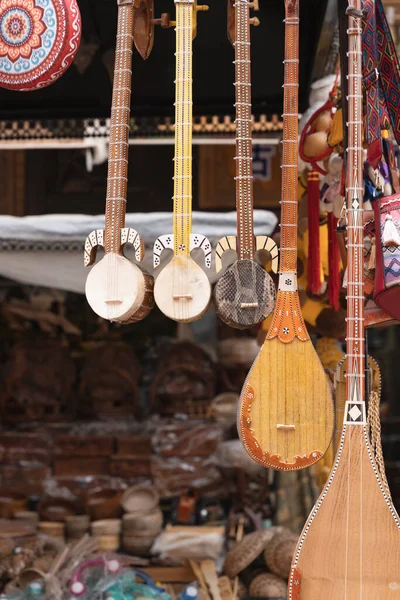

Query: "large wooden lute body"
<box><xmin>85</xmin><ymin>0</ymin><xmax>154</xmax><ymax>324</ymax></box>
<box><xmin>213</xmin><ymin>0</ymin><xmax>278</xmax><ymax>330</ymax></box>
<box><xmin>237</xmin><ymin>0</ymin><xmax>334</xmax><ymax>471</ymax></box>
<box><xmin>288</xmin><ymin>3</ymin><xmax>400</xmax><ymax>597</ymax></box>
<box><xmin>153</xmin><ymin>0</ymin><xmax>211</xmax><ymax>323</ymax></box>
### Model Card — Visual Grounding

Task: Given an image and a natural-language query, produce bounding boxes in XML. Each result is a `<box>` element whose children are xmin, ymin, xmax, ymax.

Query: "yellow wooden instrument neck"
<box><xmin>172</xmin><ymin>1</ymin><xmax>194</xmax><ymax>258</ymax></box>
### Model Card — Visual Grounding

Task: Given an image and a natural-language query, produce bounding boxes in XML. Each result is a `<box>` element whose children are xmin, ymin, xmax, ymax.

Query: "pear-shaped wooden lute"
<box><xmin>289</xmin><ymin>4</ymin><xmax>400</xmax><ymax>597</ymax></box>
<box><xmin>237</xmin><ymin>0</ymin><xmax>334</xmax><ymax>471</ymax></box>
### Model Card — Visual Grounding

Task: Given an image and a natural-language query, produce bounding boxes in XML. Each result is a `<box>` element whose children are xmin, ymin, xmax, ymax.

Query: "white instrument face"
<box><xmin>85</xmin><ymin>253</ymin><xmax>146</xmax><ymax>323</ymax></box>
<box><xmin>154</xmin><ymin>254</ymin><xmax>211</xmax><ymax>322</ymax></box>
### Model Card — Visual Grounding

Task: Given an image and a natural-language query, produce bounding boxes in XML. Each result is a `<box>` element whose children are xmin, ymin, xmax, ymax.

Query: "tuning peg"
<box><xmin>249</xmin><ymin>16</ymin><xmax>260</xmax><ymax>26</ymax></box>
<box><xmin>151</xmin><ymin>13</ymin><xmax>170</xmax><ymax>27</ymax></box>
<box><xmin>196</xmin><ymin>4</ymin><xmax>209</xmax><ymax>12</ymax></box>
<box><xmin>249</xmin><ymin>0</ymin><xmax>259</xmax><ymax>10</ymax></box>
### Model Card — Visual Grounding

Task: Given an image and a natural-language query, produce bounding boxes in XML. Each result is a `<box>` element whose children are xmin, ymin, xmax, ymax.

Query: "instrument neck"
<box><xmin>280</xmin><ymin>0</ymin><xmax>299</xmax><ymax>275</ymax></box>
<box><xmin>173</xmin><ymin>1</ymin><xmax>194</xmax><ymax>258</ymax></box>
<box><xmin>104</xmin><ymin>0</ymin><xmax>134</xmax><ymax>255</ymax></box>
<box><xmin>234</xmin><ymin>0</ymin><xmax>254</xmax><ymax>260</ymax></box>
<box><xmin>346</xmin><ymin>2</ymin><xmax>365</xmax><ymax>404</ymax></box>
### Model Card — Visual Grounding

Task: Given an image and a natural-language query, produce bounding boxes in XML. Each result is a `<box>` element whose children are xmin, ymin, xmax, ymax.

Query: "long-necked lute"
<box><xmin>213</xmin><ymin>0</ymin><xmax>278</xmax><ymax>330</ymax></box>
<box><xmin>85</xmin><ymin>0</ymin><xmax>154</xmax><ymax>323</ymax></box>
<box><xmin>153</xmin><ymin>0</ymin><xmax>211</xmax><ymax>323</ymax></box>
<box><xmin>237</xmin><ymin>0</ymin><xmax>334</xmax><ymax>471</ymax></box>
<box><xmin>289</xmin><ymin>4</ymin><xmax>400</xmax><ymax>597</ymax></box>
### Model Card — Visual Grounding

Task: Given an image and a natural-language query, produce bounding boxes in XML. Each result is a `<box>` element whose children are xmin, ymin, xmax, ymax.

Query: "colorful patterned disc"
<box><xmin>0</xmin><ymin>0</ymin><xmax>81</xmax><ymax>91</ymax></box>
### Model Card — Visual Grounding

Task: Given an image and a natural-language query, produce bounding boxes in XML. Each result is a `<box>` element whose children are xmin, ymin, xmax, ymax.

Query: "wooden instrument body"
<box><xmin>0</xmin><ymin>0</ymin><xmax>81</xmax><ymax>90</ymax></box>
<box><xmin>154</xmin><ymin>254</ymin><xmax>211</xmax><ymax>323</ymax></box>
<box><xmin>85</xmin><ymin>254</ymin><xmax>154</xmax><ymax>324</ymax></box>
<box><xmin>214</xmin><ymin>236</ymin><xmax>278</xmax><ymax>330</ymax></box>
<box><xmin>289</xmin><ymin>3</ymin><xmax>400</xmax><ymax>595</ymax></box>
<box><xmin>84</xmin><ymin>0</ymin><xmax>154</xmax><ymax>324</ymax></box>
<box><xmin>213</xmin><ymin>0</ymin><xmax>275</xmax><ymax>330</ymax></box>
<box><xmin>237</xmin><ymin>0</ymin><xmax>334</xmax><ymax>470</ymax></box>
<box><xmin>153</xmin><ymin>0</ymin><xmax>210</xmax><ymax>323</ymax></box>
<box><xmin>289</xmin><ymin>426</ymin><xmax>400</xmax><ymax>599</ymax></box>
<box><xmin>214</xmin><ymin>259</ymin><xmax>275</xmax><ymax>330</ymax></box>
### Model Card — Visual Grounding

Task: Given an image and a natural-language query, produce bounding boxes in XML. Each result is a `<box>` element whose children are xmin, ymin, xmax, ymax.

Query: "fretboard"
<box><xmin>346</xmin><ymin>2</ymin><xmax>365</xmax><ymax>404</ymax></box>
<box><xmin>104</xmin><ymin>0</ymin><xmax>134</xmax><ymax>255</ymax></box>
<box><xmin>234</xmin><ymin>0</ymin><xmax>254</xmax><ymax>260</ymax></box>
<box><xmin>280</xmin><ymin>0</ymin><xmax>299</xmax><ymax>274</ymax></box>
<box><xmin>173</xmin><ymin>0</ymin><xmax>194</xmax><ymax>256</ymax></box>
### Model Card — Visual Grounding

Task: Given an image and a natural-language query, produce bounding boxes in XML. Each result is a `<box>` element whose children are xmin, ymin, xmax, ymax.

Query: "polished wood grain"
<box><xmin>238</xmin><ymin>338</ymin><xmax>332</xmax><ymax>469</ymax></box>
<box><xmin>289</xmin><ymin>3</ymin><xmax>400</xmax><ymax>595</ymax></box>
<box><xmin>237</xmin><ymin>0</ymin><xmax>334</xmax><ymax>469</ymax></box>
<box><xmin>289</xmin><ymin>427</ymin><xmax>400</xmax><ymax>599</ymax></box>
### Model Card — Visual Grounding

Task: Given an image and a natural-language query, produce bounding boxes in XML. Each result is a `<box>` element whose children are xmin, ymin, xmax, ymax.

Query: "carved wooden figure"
<box><xmin>237</xmin><ymin>0</ymin><xmax>334</xmax><ymax>471</ymax></box>
<box><xmin>84</xmin><ymin>0</ymin><xmax>154</xmax><ymax>323</ymax></box>
<box><xmin>288</xmin><ymin>3</ymin><xmax>400</xmax><ymax>597</ymax></box>
<box><xmin>153</xmin><ymin>0</ymin><xmax>212</xmax><ymax>323</ymax></box>
<box><xmin>213</xmin><ymin>0</ymin><xmax>278</xmax><ymax>330</ymax></box>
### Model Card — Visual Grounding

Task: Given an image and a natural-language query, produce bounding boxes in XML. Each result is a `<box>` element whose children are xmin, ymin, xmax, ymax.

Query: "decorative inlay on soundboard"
<box><xmin>153</xmin><ymin>233</ymin><xmax>211</xmax><ymax>269</ymax></box>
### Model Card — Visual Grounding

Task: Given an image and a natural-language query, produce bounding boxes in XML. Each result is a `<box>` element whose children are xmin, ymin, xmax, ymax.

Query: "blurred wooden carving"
<box><xmin>1</xmin><ymin>340</ymin><xmax>76</xmax><ymax>425</ymax></box>
<box><xmin>198</xmin><ymin>145</ymin><xmax>281</xmax><ymax>209</ymax></box>
<box><xmin>0</xmin><ymin>151</ymin><xmax>25</xmax><ymax>215</ymax></box>
<box><xmin>79</xmin><ymin>342</ymin><xmax>141</xmax><ymax>418</ymax></box>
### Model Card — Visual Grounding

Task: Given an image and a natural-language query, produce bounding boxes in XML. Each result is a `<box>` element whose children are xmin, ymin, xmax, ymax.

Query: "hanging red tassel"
<box><xmin>328</xmin><ymin>212</ymin><xmax>340</xmax><ymax>311</ymax></box>
<box><xmin>307</xmin><ymin>169</ymin><xmax>321</xmax><ymax>294</ymax></box>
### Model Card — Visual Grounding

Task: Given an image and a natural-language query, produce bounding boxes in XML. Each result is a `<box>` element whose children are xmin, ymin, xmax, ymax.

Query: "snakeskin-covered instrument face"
<box><xmin>214</xmin><ymin>260</ymin><xmax>275</xmax><ymax>329</ymax></box>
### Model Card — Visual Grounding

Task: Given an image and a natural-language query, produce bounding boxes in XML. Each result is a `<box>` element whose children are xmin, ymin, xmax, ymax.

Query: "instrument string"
<box><xmin>345</xmin><ymin>2</ymin><xmax>364</xmax><ymax>594</ymax></box>
<box><xmin>104</xmin><ymin>2</ymin><xmax>133</xmax><ymax>321</ymax></box>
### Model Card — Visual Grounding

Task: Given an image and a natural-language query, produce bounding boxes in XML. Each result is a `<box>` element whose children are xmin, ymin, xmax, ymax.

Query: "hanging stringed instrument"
<box><xmin>213</xmin><ymin>0</ymin><xmax>278</xmax><ymax>330</ymax></box>
<box><xmin>0</xmin><ymin>0</ymin><xmax>81</xmax><ymax>90</ymax></box>
<box><xmin>153</xmin><ymin>0</ymin><xmax>212</xmax><ymax>323</ymax></box>
<box><xmin>84</xmin><ymin>0</ymin><xmax>154</xmax><ymax>324</ymax></box>
<box><xmin>288</xmin><ymin>4</ymin><xmax>400</xmax><ymax>597</ymax></box>
<box><xmin>237</xmin><ymin>0</ymin><xmax>334</xmax><ymax>471</ymax></box>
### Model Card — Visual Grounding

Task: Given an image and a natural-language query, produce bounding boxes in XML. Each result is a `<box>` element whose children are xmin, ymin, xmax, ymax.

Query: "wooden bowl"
<box><xmin>65</xmin><ymin>515</ymin><xmax>90</xmax><ymax>539</ymax></box>
<box><xmin>210</xmin><ymin>393</ymin><xmax>238</xmax><ymax>424</ymax></box>
<box><xmin>38</xmin><ymin>521</ymin><xmax>65</xmax><ymax>538</ymax></box>
<box><xmin>97</xmin><ymin>534</ymin><xmax>120</xmax><ymax>551</ymax></box>
<box><xmin>120</xmin><ymin>485</ymin><xmax>159</xmax><ymax>514</ymax></box>
<box><xmin>0</xmin><ymin>490</ymin><xmax>27</xmax><ymax>518</ymax></box>
<box><xmin>91</xmin><ymin>519</ymin><xmax>122</xmax><ymax>536</ymax></box>
<box><xmin>38</xmin><ymin>497</ymin><xmax>79</xmax><ymax>523</ymax></box>
<box><xmin>123</xmin><ymin>534</ymin><xmax>155</xmax><ymax>555</ymax></box>
<box><xmin>0</xmin><ymin>519</ymin><xmax>36</xmax><ymax>544</ymax></box>
<box><xmin>122</xmin><ymin>509</ymin><xmax>163</xmax><ymax>535</ymax></box>
<box><xmin>86</xmin><ymin>488</ymin><xmax>122</xmax><ymax>520</ymax></box>
<box><xmin>249</xmin><ymin>573</ymin><xmax>287</xmax><ymax>598</ymax></box>
<box><xmin>14</xmin><ymin>512</ymin><xmax>39</xmax><ymax>526</ymax></box>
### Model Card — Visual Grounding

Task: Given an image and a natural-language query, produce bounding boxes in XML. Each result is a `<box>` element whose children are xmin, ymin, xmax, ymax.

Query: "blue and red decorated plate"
<box><xmin>0</xmin><ymin>0</ymin><xmax>81</xmax><ymax>91</ymax></box>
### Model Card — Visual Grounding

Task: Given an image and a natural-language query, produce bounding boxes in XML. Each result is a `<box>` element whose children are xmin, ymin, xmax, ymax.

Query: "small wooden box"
<box><xmin>54</xmin><ymin>457</ymin><xmax>110</xmax><ymax>477</ymax></box>
<box><xmin>109</xmin><ymin>455</ymin><xmax>152</xmax><ymax>478</ymax></box>
<box><xmin>116</xmin><ymin>436</ymin><xmax>152</xmax><ymax>456</ymax></box>
<box><xmin>53</xmin><ymin>436</ymin><xmax>113</xmax><ymax>457</ymax></box>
